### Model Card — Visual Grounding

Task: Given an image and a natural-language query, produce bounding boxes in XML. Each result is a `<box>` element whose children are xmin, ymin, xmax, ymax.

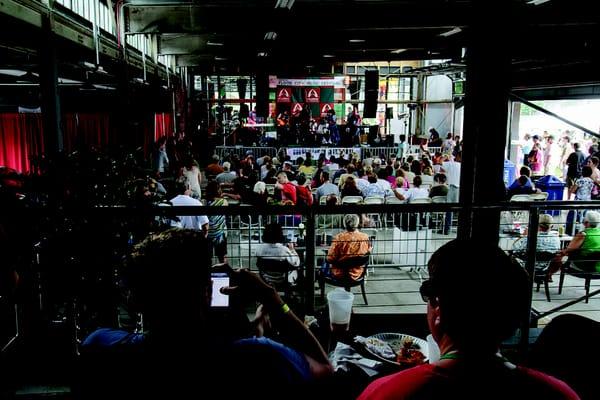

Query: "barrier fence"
<box><xmin>9</xmin><ymin>201</ymin><xmax>600</xmax><ymax>360</ymax></box>
<box><xmin>214</xmin><ymin>145</ymin><xmax>443</xmax><ymax>163</ymax></box>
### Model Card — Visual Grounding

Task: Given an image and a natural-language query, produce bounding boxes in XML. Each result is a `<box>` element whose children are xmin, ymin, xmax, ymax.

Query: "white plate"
<box><xmin>364</xmin><ymin>333</ymin><xmax>429</xmax><ymax>366</ymax></box>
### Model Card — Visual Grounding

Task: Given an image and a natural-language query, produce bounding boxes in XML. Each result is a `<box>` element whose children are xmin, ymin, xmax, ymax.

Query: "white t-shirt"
<box><xmin>441</xmin><ymin>161</ymin><xmax>461</xmax><ymax>187</ymax></box>
<box><xmin>169</xmin><ymin>194</ymin><xmax>209</xmax><ymax>231</ymax></box>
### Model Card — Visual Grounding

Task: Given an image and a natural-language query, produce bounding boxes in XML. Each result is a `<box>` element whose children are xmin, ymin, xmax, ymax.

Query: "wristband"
<box><xmin>281</xmin><ymin>303</ymin><xmax>291</xmax><ymax>314</ymax></box>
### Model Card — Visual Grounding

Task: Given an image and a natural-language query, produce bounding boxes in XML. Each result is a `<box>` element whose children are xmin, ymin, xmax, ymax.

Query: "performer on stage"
<box><xmin>326</xmin><ymin>109</ymin><xmax>340</xmax><ymax>145</ymax></box>
<box><xmin>276</xmin><ymin>110</ymin><xmax>290</xmax><ymax>146</ymax></box>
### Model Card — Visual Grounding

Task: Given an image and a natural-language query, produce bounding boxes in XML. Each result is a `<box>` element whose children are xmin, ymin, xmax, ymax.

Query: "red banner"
<box><xmin>320</xmin><ymin>103</ymin><xmax>334</xmax><ymax>116</ymax></box>
<box><xmin>291</xmin><ymin>102</ymin><xmax>304</xmax><ymax>116</ymax></box>
<box><xmin>304</xmin><ymin>87</ymin><xmax>320</xmax><ymax>103</ymax></box>
<box><xmin>277</xmin><ymin>87</ymin><xmax>292</xmax><ymax>103</ymax></box>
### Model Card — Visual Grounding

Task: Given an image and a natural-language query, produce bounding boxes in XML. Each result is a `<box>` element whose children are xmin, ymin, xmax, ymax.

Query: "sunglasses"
<box><xmin>419</xmin><ymin>279</ymin><xmax>435</xmax><ymax>303</ymax></box>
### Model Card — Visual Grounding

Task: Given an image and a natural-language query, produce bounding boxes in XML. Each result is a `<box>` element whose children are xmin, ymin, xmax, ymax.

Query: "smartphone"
<box><xmin>211</xmin><ymin>272</ymin><xmax>230</xmax><ymax>307</ymax></box>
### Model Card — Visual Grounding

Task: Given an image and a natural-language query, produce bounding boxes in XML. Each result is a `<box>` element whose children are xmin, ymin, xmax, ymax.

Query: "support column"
<box><xmin>458</xmin><ymin>5</ymin><xmax>511</xmax><ymax>241</ymax></box>
<box><xmin>509</xmin><ymin>102</ymin><xmax>522</xmax><ymax>163</ymax></box>
<box><xmin>39</xmin><ymin>15</ymin><xmax>63</xmax><ymax>154</ymax></box>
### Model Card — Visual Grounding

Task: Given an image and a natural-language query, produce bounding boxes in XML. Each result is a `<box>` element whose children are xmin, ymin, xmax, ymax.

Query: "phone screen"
<box><xmin>211</xmin><ymin>272</ymin><xmax>230</xmax><ymax>307</ymax></box>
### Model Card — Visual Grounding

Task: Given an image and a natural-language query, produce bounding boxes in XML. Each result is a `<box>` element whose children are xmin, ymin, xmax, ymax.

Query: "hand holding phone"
<box><xmin>211</xmin><ymin>272</ymin><xmax>230</xmax><ymax>307</ymax></box>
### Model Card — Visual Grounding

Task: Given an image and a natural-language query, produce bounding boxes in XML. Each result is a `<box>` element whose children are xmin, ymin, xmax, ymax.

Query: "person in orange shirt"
<box><xmin>327</xmin><ymin>214</ymin><xmax>372</xmax><ymax>280</ymax></box>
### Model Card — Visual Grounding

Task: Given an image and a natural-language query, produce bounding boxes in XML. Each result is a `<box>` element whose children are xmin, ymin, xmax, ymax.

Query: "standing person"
<box><xmin>358</xmin><ymin>239</ymin><xmax>579</xmax><ymax>400</ymax></box>
<box><xmin>528</xmin><ymin>143</ymin><xmax>544</xmax><ymax>176</ymax></box>
<box><xmin>397</xmin><ymin>134</ymin><xmax>409</xmax><ymax>162</ymax></box>
<box><xmin>204</xmin><ymin>181</ymin><xmax>229</xmax><ymax>263</ymax></box>
<box><xmin>346</xmin><ymin>106</ymin><xmax>361</xmax><ymax>146</ymax></box>
<box><xmin>544</xmin><ymin>135</ymin><xmax>560</xmax><ymax>176</ymax></box>
<box><xmin>153</xmin><ymin>136</ymin><xmax>169</xmax><ymax>177</ymax></box>
<box><xmin>179</xmin><ymin>156</ymin><xmax>202</xmax><ymax>199</ymax></box>
<box><xmin>326</xmin><ymin>109</ymin><xmax>340</xmax><ymax>145</ymax></box>
<box><xmin>565</xmin><ymin>142</ymin><xmax>585</xmax><ymax>190</ymax></box>
<box><xmin>521</xmin><ymin>133</ymin><xmax>533</xmax><ymax>167</ymax></box>
<box><xmin>441</xmin><ymin>153</ymin><xmax>461</xmax><ymax>203</ymax></box>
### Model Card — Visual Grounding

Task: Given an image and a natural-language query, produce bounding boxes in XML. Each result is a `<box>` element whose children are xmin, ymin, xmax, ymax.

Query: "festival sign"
<box><xmin>320</xmin><ymin>103</ymin><xmax>335</xmax><ymax>116</ymax></box>
<box><xmin>304</xmin><ymin>88</ymin><xmax>320</xmax><ymax>103</ymax></box>
<box><xmin>291</xmin><ymin>102</ymin><xmax>304</xmax><ymax>116</ymax></box>
<box><xmin>275</xmin><ymin>77</ymin><xmax>346</xmax><ymax>88</ymax></box>
<box><xmin>277</xmin><ymin>87</ymin><xmax>291</xmax><ymax>103</ymax></box>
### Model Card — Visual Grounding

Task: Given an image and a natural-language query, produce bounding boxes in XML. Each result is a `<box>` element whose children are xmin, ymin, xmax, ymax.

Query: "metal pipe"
<box><xmin>510</xmin><ymin>93</ymin><xmax>600</xmax><ymax>139</ymax></box>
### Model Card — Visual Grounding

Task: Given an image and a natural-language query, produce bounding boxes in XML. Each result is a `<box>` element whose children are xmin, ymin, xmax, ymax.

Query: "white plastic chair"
<box><xmin>385</xmin><ymin>196</ymin><xmax>404</xmax><ymax>204</ymax></box>
<box><xmin>409</xmin><ymin>198</ymin><xmax>432</xmax><ymax>204</ymax></box>
<box><xmin>510</xmin><ymin>194</ymin><xmax>532</xmax><ymax>202</ymax></box>
<box><xmin>342</xmin><ymin>196</ymin><xmax>363</xmax><ymax>204</ymax></box>
<box><xmin>363</xmin><ymin>196</ymin><xmax>385</xmax><ymax>204</ymax></box>
<box><xmin>529</xmin><ymin>192</ymin><xmax>549</xmax><ymax>201</ymax></box>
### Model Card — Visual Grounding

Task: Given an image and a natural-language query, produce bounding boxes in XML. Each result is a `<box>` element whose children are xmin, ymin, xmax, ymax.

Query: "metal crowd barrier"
<box><xmin>215</xmin><ymin>146</ymin><xmax>278</xmax><ymax>160</ymax></box>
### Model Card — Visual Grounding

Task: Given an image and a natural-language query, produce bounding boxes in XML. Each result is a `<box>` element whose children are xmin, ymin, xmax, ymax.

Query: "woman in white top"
<box><xmin>180</xmin><ymin>157</ymin><xmax>202</xmax><ymax>199</ymax></box>
<box><xmin>255</xmin><ymin>222</ymin><xmax>300</xmax><ymax>284</ymax></box>
<box><xmin>393</xmin><ymin>175</ymin><xmax>429</xmax><ymax>202</ymax></box>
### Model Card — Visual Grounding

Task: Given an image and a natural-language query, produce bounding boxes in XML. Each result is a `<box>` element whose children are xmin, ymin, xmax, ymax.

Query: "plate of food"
<box><xmin>361</xmin><ymin>333</ymin><xmax>428</xmax><ymax>367</ymax></box>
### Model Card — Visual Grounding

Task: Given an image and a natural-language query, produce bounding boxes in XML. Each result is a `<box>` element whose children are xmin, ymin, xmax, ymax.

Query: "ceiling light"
<box><xmin>257</xmin><ymin>52</ymin><xmax>269</xmax><ymax>57</ymax></box>
<box><xmin>207</xmin><ymin>41</ymin><xmax>224</xmax><ymax>46</ymax></box>
<box><xmin>274</xmin><ymin>0</ymin><xmax>295</xmax><ymax>9</ymax></box>
<box><xmin>439</xmin><ymin>27</ymin><xmax>462</xmax><ymax>37</ymax></box>
<box><xmin>527</xmin><ymin>0</ymin><xmax>551</xmax><ymax>5</ymax></box>
<box><xmin>322</xmin><ymin>54</ymin><xmax>335</xmax><ymax>58</ymax></box>
<box><xmin>264</xmin><ymin>32</ymin><xmax>278</xmax><ymax>40</ymax></box>
<box><xmin>215</xmin><ymin>56</ymin><xmax>228</xmax><ymax>61</ymax></box>
<box><xmin>349</xmin><ymin>39</ymin><xmax>365</xmax><ymax>43</ymax></box>
<box><xmin>390</xmin><ymin>49</ymin><xmax>407</xmax><ymax>54</ymax></box>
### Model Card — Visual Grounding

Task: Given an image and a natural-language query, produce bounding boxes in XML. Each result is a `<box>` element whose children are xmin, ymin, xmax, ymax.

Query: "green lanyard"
<box><xmin>438</xmin><ymin>351</ymin><xmax>509</xmax><ymax>363</ymax></box>
<box><xmin>439</xmin><ymin>351</ymin><xmax>460</xmax><ymax>360</ymax></box>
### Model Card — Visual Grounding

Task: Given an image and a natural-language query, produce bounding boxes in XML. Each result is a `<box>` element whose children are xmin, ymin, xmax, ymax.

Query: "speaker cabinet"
<box><xmin>363</xmin><ymin>70</ymin><xmax>378</xmax><ymax>118</ymax></box>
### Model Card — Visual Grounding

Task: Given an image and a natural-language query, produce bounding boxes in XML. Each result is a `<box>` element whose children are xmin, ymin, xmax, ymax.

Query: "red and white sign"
<box><xmin>304</xmin><ymin>87</ymin><xmax>320</xmax><ymax>103</ymax></box>
<box><xmin>291</xmin><ymin>102</ymin><xmax>304</xmax><ymax>116</ymax></box>
<box><xmin>320</xmin><ymin>103</ymin><xmax>334</xmax><ymax>115</ymax></box>
<box><xmin>277</xmin><ymin>87</ymin><xmax>291</xmax><ymax>103</ymax></box>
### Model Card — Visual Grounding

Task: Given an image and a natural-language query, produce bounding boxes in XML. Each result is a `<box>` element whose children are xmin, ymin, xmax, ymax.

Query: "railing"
<box><xmin>214</xmin><ymin>146</ymin><xmax>278</xmax><ymax>160</ymax></box>
<box><xmin>11</xmin><ymin>201</ymin><xmax>600</xmax><ymax>359</ymax></box>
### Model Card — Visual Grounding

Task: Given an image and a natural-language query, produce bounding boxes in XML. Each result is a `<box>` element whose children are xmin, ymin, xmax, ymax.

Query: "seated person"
<box><xmin>393</xmin><ymin>175</ymin><xmax>429</xmax><ymax>202</ymax></box>
<box><xmin>547</xmin><ymin>210</ymin><xmax>600</xmax><ymax>279</ymax></box>
<box><xmin>295</xmin><ymin>174</ymin><xmax>313</xmax><ymax>207</ymax></box>
<box><xmin>512</xmin><ymin>213</ymin><xmax>561</xmax><ymax>254</ymax></box>
<box><xmin>507</xmin><ymin>176</ymin><xmax>538</xmax><ymax>198</ymax></box>
<box><xmin>78</xmin><ymin>229</ymin><xmax>332</xmax><ymax>399</ymax></box>
<box><xmin>358</xmin><ymin>238</ymin><xmax>578</xmax><ymax>400</ymax></box>
<box><xmin>341</xmin><ymin>176</ymin><xmax>363</xmax><ymax>198</ymax></box>
<box><xmin>326</xmin><ymin>214</ymin><xmax>372</xmax><ymax>281</ymax></box>
<box><xmin>429</xmin><ymin>173</ymin><xmax>449</xmax><ymax>198</ymax></box>
<box><xmin>256</xmin><ymin>223</ymin><xmax>301</xmax><ymax>284</ymax></box>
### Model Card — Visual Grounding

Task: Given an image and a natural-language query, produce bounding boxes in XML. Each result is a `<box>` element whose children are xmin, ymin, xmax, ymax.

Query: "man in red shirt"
<box><xmin>358</xmin><ymin>238</ymin><xmax>579</xmax><ymax>400</ymax></box>
<box><xmin>275</xmin><ymin>172</ymin><xmax>297</xmax><ymax>204</ymax></box>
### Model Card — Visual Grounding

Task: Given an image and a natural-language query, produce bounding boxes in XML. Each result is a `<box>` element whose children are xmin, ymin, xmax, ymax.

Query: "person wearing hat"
<box><xmin>512</xmin><ymin>213</ymin><xmax>561</xmax><ymax>254</ymax></box>
<box><xmin>547</xmin><ymin>210</ymin><xmax>600</xmax><ymax>279</ymax></box>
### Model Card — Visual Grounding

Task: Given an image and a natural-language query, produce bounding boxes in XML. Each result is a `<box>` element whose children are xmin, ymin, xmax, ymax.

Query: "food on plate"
<box><xmin>396</xmin><ymin>338</ymin><xmax>426</xmax><ymax>365</ymax></box>
<box><xmin>363</xmin><ymin>337</ymin><xmax>396</xmax><ymax>360</ymax></box>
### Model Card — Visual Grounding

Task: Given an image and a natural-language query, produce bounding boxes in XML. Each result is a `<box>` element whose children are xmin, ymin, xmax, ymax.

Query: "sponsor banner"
<box><xmin>291</xmin><ymin>102</ymin><xmax>304</xmax><ymax>116</ymax></box>
<box><xmin>277</xmin><ymin>87</ymin><xmax>292</xmax><ymax>103</ymax></box>
<box><xmin>274</xmin><ymin>77</ymin><xmax>346</xmax><ymax>88</ymax></box>
<box><xmin>304</xmin><ymin>87</ymin><xmax>320</xmax><ymax>103</ymax></box>
<box><xmin>320</xmin><ymin>102</ymin><xmax>334</xmax><ymax>116</ymax></box>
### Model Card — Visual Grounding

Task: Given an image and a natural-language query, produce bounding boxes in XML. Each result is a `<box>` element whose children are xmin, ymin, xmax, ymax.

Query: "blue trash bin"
<box><xmin>503</xmin><ymin>159</ymin><xmax>516</xmax><ymax>188</ymax></box>
<box><xmin>535</xmin><ymin>175</ymin><xmax>565</xmax><ymax>216</ymax></box>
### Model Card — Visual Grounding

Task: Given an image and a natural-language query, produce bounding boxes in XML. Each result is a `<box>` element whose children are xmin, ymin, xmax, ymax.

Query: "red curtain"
<box><xmin>62</xmin><ymin>113</ymin><xmax>112</xmax><ymax>152</ymax></box>
<box><xmin>0</xmin><ymin>113</ymin><xmax>44</xmax><ymax>173</ymax></box>
<box><xmin>154</xmin><ymin>113</ymin><xmax>174</xmax><ymax>142</ymax></box>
